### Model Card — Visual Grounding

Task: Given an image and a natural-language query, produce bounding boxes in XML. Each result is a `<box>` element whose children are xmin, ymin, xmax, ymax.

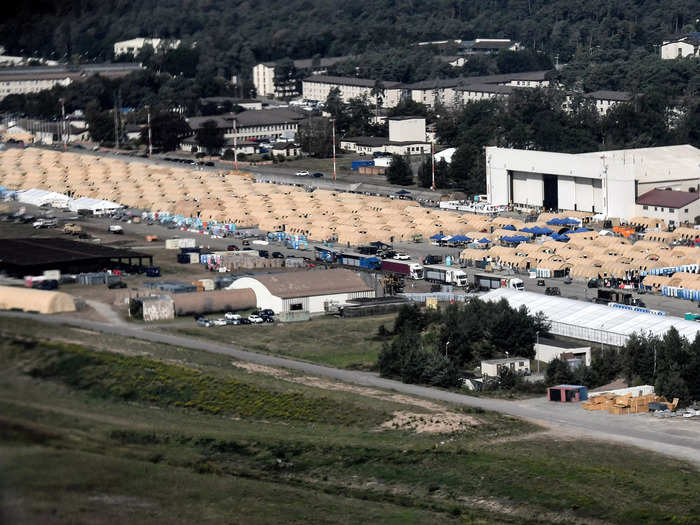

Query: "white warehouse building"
<box><xmin>229</xmin><ymin>269</ymin><xmax>375</xmax><ymax>315</ymax></box>
<box><xmin>485</xmin><ymin>144</ymin><xmax>700</xmax><ymax>220</ymax></box>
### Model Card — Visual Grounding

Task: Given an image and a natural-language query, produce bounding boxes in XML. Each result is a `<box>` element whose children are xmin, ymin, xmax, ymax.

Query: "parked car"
<box><xmin>196</xmin><ymin>318</ymin><xmax>213</xmax><ymax>327</ymax></box>
<box><xmin>536</xmin><ymin>279</ymin><xmax>546</xmax><ymax>287</ymax></box>
<box><xmin>212</xmin><ymin>318</ymin><xmax>228</xmax><ymax>326</ymax></box>
<box><xmin>262</xmin><ymin>315</ymin><xmax>274</xmax><ymax>323</ymax></box>
<box><xmin>248</xmin><ymin>314</ymin><xmax>264</xmax><ymax>324</ymax></box>
<box><xmin>225</xmin><ymin>312</ymin><xmax>241</xmax><ymax>321</ymax></box>
<box><xmin>227</xmin><ymin>244</ymin><xmax>239</xmax><ymax>251</ymax></box>
<box><xmin>295</xmin><ymin>170</ymin><xmax>310</xmax><ymax>177</ymax></box>
<box><xmin>545</xmin><ymin>287</ymin><xmax>561</xmax><ymax>296</ymax></box>
<box><xmin>587</xmin><ymin>278</ymin><xmax>599</xmax><ymax>288</ymax></box>
<box><xmin>226</xmin><ymin>318</ymin><xmax>241</xmax><ymax>325</ymax></box>
<box><xmin>261</xmin><ymin>309</ymin><xmax>275</xmax><ymax>317</ymax></box>
<box><xmin>394</xmin><ymin>252</ymin><xmax>410</xmax><ymax>260</ymax></box>
<box><xmin>258</xmin><ymin>250</ymin><xmax>270</xmax><ymax>258</ymax></box>
<box><xmin>239</xmin><ymin>318</ymin><xmax>252</xmax><ymax>325</ymax></box>
<box><xmin>107</xmin><ymin>281</ymin><xmax>127</xmax><ymax>289</ymax></box>
<box><xmin>311</xmin><ymin>172</ymin><xmax>324</xmax><ymax>178</ymax></box>
<box><xmin>242</xmin><ymin>240</ymin><xmax>250</xmax><ymax>246</ymax></box>
<box><xmin>271</xmin><ymin>251</ymin><xmax>284</xmax><ymax>259</ymax></box>
<box><xmin>34</xmin><ymin>279</ymin><xmax>58</xmax><ymax>290</ymax></box>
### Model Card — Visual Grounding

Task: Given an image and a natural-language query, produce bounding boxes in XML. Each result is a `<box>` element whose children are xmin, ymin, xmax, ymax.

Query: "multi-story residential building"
<box><xmin>340</xmin><ymin>116</ymin><xmax>430</xmax><ymax>156</ymax></box>
<box><xmin>113</xmin><ymin>38</ymin><xmax>181</xmax><ymax>57</ymax></box>
<box><xmin>661</xmin><ymin>33</ymin><xmax>700</xmax><ymax>59</ymax></box>
<box><xmin>583</xmin><ymin>90</ymin><xmax>633</xmax><ymax>115</ymax></box>
<box><xmin>253</xmin><ymin>56</ymin><xmax>352</xmax><ymax>98</ymax></box>
<box><xmin>0</xmin><ymin>63</ymin><xmax>143</xmax><ymax>100</ymax></box>
<box><xmin>184</xmin><ymin>107</ymin><xmax>305</xmax><ymax>147</ymax></box>
<box><xmin>302</xmin><ymin>75</ymin><xmax>405</xmax><ymax>107</ymax></box>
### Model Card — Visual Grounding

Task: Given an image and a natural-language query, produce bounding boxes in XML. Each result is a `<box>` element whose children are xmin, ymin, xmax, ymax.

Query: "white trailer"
<box><xmin>424</xmin><ymin>265</ymin><xmax>468</xmax><ymax>286</ymax></box>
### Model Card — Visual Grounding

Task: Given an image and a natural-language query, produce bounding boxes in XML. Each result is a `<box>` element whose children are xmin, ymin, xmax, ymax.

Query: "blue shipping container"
<box><xmin>351</xmin><ymin>160</ymin><xmax>374</xmax><ymax>171</ymax></box>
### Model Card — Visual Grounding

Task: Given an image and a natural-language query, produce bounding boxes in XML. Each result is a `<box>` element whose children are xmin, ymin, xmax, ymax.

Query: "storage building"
<box><xmin>0</xmin><ymin>285</ymin><xmax>76</xmax><ymax>314</ymax></box>
<box><xmin>228</xmin><ymin>268</ymin><xmax>375</xmax><ymax>315</ymax></box>
<box><xmin>171</xmin><ymin>288</ymin><xmax>256</xmax><ymax>316</ymax></box>
<box><xmin>547</xmin><ymin>384</ymin><xmax>588</xmax><ymax>403</ymax></box>
<box><xmin>129</xmin><ymin>295</ymin><xmax>175</xmax><ymax>321</ymax></box>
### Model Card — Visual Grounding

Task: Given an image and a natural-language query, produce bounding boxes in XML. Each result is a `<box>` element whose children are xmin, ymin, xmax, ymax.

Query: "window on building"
<box><xmin>289</xmin><ymin>303</ymin><xmax>303</xmax><ymax>311</ymax></box>
<box><xmin>654</xmin><ymin>207</ymin><xmax>658</xmax><ymax>211</ymax></box>
<box><xmin>669</xmin><ymin>208</ymin><xmax>674</xmax><ymax>213</ymax></box>
<box><xmin>685</xmin><ymin>208</ymin><xmax>689</xmax><ymax>213</ymax></box>
<box><xmin>643</xmin><ymin>205</ymin><xmax>648</xmax><ymax>210</ymax></box>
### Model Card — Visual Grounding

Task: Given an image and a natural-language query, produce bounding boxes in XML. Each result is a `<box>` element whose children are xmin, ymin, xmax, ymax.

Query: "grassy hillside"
<box><xmin>1</xmin><ymin>319</ymin><xmax>699</xmax><ymax>523</ymax></box>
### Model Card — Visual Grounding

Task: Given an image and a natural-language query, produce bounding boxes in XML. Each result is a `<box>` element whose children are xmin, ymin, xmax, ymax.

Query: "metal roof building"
<box><xmin>229</xmin><ymin>269</ymin><xmax>375</xmax><ymax>314</ymax></box>
<box><xmin>481</xmin><ymin>288</ymin><xmax>700</xmax><ymax>347</ymax></box>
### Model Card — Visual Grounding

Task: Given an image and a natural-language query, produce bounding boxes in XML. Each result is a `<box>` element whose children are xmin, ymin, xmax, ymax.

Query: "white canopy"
<box><xmin>69</xmin><ymin>197</ymin><xmax>122</xmax><ymax>214</ymax></box>
<box><xmin>16</xmin><ymin>188</ymin><xmax>71</xmax><ymax>208</ymax></box>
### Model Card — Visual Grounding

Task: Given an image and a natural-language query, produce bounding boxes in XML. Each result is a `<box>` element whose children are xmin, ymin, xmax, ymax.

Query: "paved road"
<box><xmin>3</xmin><ymin>311</ymin><xmax>699</xmax><ymax>465</ymax></box>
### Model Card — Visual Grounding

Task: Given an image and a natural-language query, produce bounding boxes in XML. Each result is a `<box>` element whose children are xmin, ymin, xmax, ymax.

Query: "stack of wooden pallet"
<box><xmin>582</xmin><ymin>393</ymin><xmax>677</xmax><ymax>414</ymax></box>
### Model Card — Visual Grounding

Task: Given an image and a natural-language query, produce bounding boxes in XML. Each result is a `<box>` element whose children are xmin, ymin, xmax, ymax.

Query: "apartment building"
<box><xmin>113</xmin><ymin>38</ymin><xmax>181</xmax><ymax>57</ymax></box>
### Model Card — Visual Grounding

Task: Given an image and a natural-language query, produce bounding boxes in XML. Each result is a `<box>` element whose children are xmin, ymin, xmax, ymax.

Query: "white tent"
<box><xmin>434</xmin><ymin>147</ymin><xmax>456</xmax><ymax>164</ymax></box>
<box><xmin>16</xmin><ymin>189</ymin><xmax>71</xmax><ymax>208</ymax></box>
<box><xmin>69</xmin><ymin>197</ymin><xmax>123</xmax><ymax>214</ymax></box>
<box><xmin>482</xmin><ymin>288</ymin><xmax>700</xmax><ymax>347</ymax></box>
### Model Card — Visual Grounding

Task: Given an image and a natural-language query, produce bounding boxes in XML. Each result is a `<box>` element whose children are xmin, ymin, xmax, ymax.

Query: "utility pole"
<box><xmin>430</xmin><ymin>140</ymin><xmax>436</xmax><ymax>191</ymax></box>
<box><xmin>59</xmin><ymin>98</ymin><xmax>67</xmax><ymax>152</ymax></box>
<box><xmin>145</xmin><ymin>105</ymin><xmax>152</xmax><ymax>158</ymax></box>
<box><xmin>331</xmin><ymin>118</ymin><xmax>337</xmax><ymax>181</ymax></box>
<box><xmin>114</xmin><ymin>92</ymin><xmax>120</xmax><ymax>150</ymax></box>
<box><xmin>233</xmin><ymin>116</ymin><xmax>238</xmax><ymax>171</ymax></box>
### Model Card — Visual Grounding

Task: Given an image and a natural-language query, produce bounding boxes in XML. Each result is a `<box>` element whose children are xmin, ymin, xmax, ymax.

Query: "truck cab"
<box><xmin>409</xmin><ymin>263</ymin><xmax>424</xmax><ymax>280</ymax></box>
<box><xmin>508</xmin><ymin>278</ymin><xmax>524</xmax><ymax>290</ymax></box>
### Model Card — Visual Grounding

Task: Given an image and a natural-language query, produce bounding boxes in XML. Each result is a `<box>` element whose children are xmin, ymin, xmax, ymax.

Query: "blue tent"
<box><xmin>550</xmin><ymin>233</ymin><xmax>569</xmax><ymax>242</ymax></box>
<box><xmin>569</xmin><ymin>227</ymin><xmax>591</xmax><ymax>233</ymax></box>
<box><xmin>478</xmin><ymin>237</ymin><xmax>491</xmax><ymax>243</ymax></box>
<box><xmin>502</xmin><ymin>224</ymin><xmax>516</xmax><ymax>231</ymax></box>
<box><xmin>430</xmin><ymin>234</ymin><xmax>445</xmax><ymax>240</ymax></box>
<box><xmin>546</xmin><ymin>218</ymin><xmax>564</xmax><ymax>225</ymax></box>
<box><xmin>501</xmin><ymin>235</ymin><xmax>529</xmax><ymax>244</ymax></box>
<box><xmin>451</xmin><ymin>234</ymin><xmax>472</xmax><ymax>242</ymax></box>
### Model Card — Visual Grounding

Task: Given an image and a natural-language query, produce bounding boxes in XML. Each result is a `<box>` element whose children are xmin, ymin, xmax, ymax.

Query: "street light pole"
<box><xmin>331</xmin><ymin>118</ymin><xmax>337</xmax><ymax>181</ymax></box>
<box><xmin>445</xmin><ymin>340</ymin><xmax>450</xmax><ymax>358</ymax></box>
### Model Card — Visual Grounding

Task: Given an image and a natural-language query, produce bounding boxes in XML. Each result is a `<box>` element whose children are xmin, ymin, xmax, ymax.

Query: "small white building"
<box><xmin>113</xmin><ymin>38</ymin><xmax>181</xmax><ymax>57</ymax></box>
<box><xmin>661</xmin><ymin>33</ymin><xmax>700</xmax><ymax>60</ymax></box>
<box><xmin>229</xmin><ymin>268</ymin><xmax>375</xmax><ymax>314</ymax></box>
<box><xmin>481</xmin><ymin>357</ymin><xmax>531</xmax><ymax>377</ymax></box>
<box><xmin>583</xmin><ymin>90</ymin><xmax>633</xmax><ymax>115</ymax></box>
<box><xmin>534</xmin><ymin>337</ymin><xmax>592</xmax><ymax>367</ymax></box>
<box><xmin>271</xmin><ymin>142</ymin><xmax>301</xmax><ymax>158</ymax></box>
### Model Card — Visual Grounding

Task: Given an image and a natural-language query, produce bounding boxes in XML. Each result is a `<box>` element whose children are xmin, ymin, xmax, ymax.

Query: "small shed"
<box><xmin>481</xmin><ymin>357</ymin><xmax>531</xmax><ymax>377</ymax></box>
<box><xmin>547</xmin><ymin>384</ymin><xmax>588</xmax><ymax>403</ymax></box>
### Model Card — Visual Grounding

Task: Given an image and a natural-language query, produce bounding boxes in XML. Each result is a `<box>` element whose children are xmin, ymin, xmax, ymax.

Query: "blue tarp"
<box><xmin>547</xmin><ymin>217</ymin><xmax>580</xmax><ymax>226</ymax></box>
<box><xmin>502</xmin><ymin>224</ymin><xmax>516</xmax><ymax>231</ymax></box>
<box><xmin>430</xmin><ymin>234</ymin><xmax>446</xmax><ymax>240</ymax></box>
<box><xmin>501</xmin><ymin>235</ymin><xmax>529</xmax><ymax>243</ymax></box>
<box><xmin>569</xmin><ymin>227</ymin><xmax>591</xmax><ymax>233</ymax></box>
<box><xmin>550</xmin><ymin>233</ymin><xmax>569</xmax><ymax>242</ymax></box>
<box><xmin>478</xmin><ymin>238</ymin><xmax>491</xmax><ymax>243</ymax></box>
<box><xmin>520</xmin><ymin>226</ymin><xmax>554</xmax><ymax>235</ymax></box>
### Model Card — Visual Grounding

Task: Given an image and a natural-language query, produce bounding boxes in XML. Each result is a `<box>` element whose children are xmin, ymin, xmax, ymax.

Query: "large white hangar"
<box><xmin>485</xmin><ymin>145</ymin><xmax>700</xmax><ymax>220</ymax></box>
